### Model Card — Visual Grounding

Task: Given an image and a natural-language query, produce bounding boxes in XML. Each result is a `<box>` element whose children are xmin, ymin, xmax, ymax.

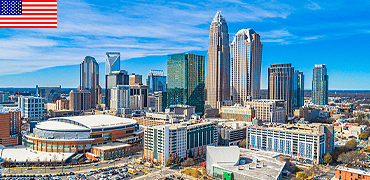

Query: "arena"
<box><xmin>24</xmin><ymin>115</ymin><xmax>143</xmax><ymax>153</ymax></box>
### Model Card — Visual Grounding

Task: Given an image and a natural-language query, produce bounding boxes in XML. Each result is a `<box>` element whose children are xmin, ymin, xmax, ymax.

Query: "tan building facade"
<box><xmin>69</xmin><ymin>90</ymin><xmax>91</xmax><ymax>112</ymax></box>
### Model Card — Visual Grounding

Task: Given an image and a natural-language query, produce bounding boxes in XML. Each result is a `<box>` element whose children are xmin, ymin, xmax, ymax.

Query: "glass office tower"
<box><xmin>312</xmin><ymin>64</ymin><xmax>328</xmax><ymax>105</ymax></box>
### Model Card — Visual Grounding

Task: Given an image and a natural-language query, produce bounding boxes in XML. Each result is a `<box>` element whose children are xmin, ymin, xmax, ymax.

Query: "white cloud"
<box><xmin>305</xmin><ymin>0</ymin><xmax>321</xmax><ymax>10</ymax></box>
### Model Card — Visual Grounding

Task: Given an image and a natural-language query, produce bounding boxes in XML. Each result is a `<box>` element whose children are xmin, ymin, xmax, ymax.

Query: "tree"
<box><xmin>338</xmin><ymin>151</ymin><xmax>367</xmax><ymax>166</ymax></box>
<box><xmin>166</xmin><ymin>157</ymin><xmax>174</xmax><ymax>167</ymax></box>
<box><xmin>174</xmin><ymin>158</ymin><xmax>182</xmax><ymax>165</ymax></box>
<box><xmin>239</xmin><ymin>140</ymin><xmax>246</xmax><ymax>148</ymax></box>
<box><xmin>182</xmin><ymin>158</ymin><xmax>195</xmax><ymax>167</ymax></box>
<box><xmin>359</xmin><ymin>131</ymin><xmax>370</xmax><ymax>140</ymax></box>
<box><xmin>323</xmin><ymin>153</ymin><xmax>332</xmax><ymax>165</ymax></box>
<box><xmin>345</xmin><ymin>139</ymin><xmax>359</xmax><ymax>150</ymax></box>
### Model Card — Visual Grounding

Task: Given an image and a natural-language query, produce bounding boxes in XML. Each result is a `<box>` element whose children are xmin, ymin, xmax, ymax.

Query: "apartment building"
<box><xmin>246</xmin><ymin>123</ymin><xmax>334</xmax><ymax>164</ymax></box>
<box><xmin>0</xmin><ymin>107</ymin><xmax>22</xmax><ymax>147</ymax></box>
<box><xmin>18</xmin><ymin>96</ymin><xmax>44</xmax><ymax>121</ymax></box>
<box><xmin>244</xmin><ymin>99</ymin><xmax>286</xmax><ymax>123</ymax></box>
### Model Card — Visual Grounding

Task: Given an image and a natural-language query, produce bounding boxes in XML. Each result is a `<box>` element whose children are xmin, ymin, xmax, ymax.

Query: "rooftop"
<box><xmin>92</xmin><ymin>143</ymin><xmax>131</xmax><ymax>151</ymax></box>
<box><xmin>336</xmin><ymin>166</ymin><xmax>370</xmax><ymax>176</ymax></box>
<box><xmin>248</xmin><ymin>123</ymin><xmax>329</xmax><ymax>135</ymax></box>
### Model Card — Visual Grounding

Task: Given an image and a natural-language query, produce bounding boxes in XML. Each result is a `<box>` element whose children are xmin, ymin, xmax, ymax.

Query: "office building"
<box><xmin>167</xmin><ymin>53</ymin><xmax>205</xmax><ymax>114</ymax></box>
<box><xmin>110</xmin><ymin>85</ymin><xmax>130</xmax><ymax>114</ymax></box>
<box><xmin>105</xmin><ymin>52</ymin><xmax>120</xmax><ymax>75</ymax></box>
<box><xmin>312</xmin><ymin>64</ymin><xmax>329</xmax><ymax>105</ymax></box>
<box><xmin>18</xmin><ymin>96</ymin><xmax>44</xmax><ymax>121</ymax></box>
<box><xmin>231</xmin><ymin>28</ymin><xmax>262</xmax><ymax>104</ymax></box>
<box><xmin>56</xmin><ymin>99</ymin><xmax>69</xmax><ymax>110</ymax></box>
<box><xmin>294</xmin><ymin>71</ymin><xmax>304</xmax><ymax>108</ymax></box>
<box><xmin>268</xmin><ymin>63</ymin><xmax>294</xmax><ymax>115</ymax></box>
<box><xmin>24</xmin><ymin>115</ymin><xmax>143</xmax><ymax>153</ymax></box>
<box><xmin>206</xmin><ymin>11</ymin><xmax>230</xmax><ymax>109</ymax></box>
<box><xmin>146</xmin><ymin>70</ymin><xmax>167</xmax><ymax>94</ymax></box>
<box><xmin>245</xmin><ymin>123</ymin><xmax>335</xmax><ymax>164</ymax></box>
<box><xmin>220</xmin><ymin>105</ymin><xmax>255</xmax><ymax>122</ymax></box>
<box><xmin>128</xmin><ymin>84</ymin><xmax>149</xmax><ymax>110</ymax></box>
<box><xmin>218</xmin><ymin>121</ymin><xmax>248</xmax><ymax>146</ymax></box>
<box><xmin>129</xmin><ymin>74</ymin><xmax>143</xmax><ymax>85</ymax></box>
<box><xmin>36</xmin><ymin>85</ymin><xmax>61</xmax><ymax>103</ymax></box>
<box><xmin>143</xmin><ymin>120</ymin><xmax>218</xmax><ymax>166</ymax></box>
<box><xmin>105</xmin><ymin>70</ymin><xmax>129</xmax><ymax>108</ymax></box>
<box><xmin>0</xmin><ymin>107</ymin><xmax>22</xmax><ymax>147</ymax></box>
<box><xmin>0</xmin><ymin>91</ymin><xmax>10</xmax><ymax>103</ymax></box>
<box><xmin>79</xmin><ymin>56</ymin><xmax>101</xmax><ymax>109</ymax></box>
<box><xmin>244</xmin><ymin>99</ymin><xmax>287</xmax><ymax>123</ymax></box>
<box><xmin>69</xmin><ymin>90</ymin><xmax>91</xmax><ymax>112</ymax></box>
<box><xmin>154</xmin><ymin>91</ymin><xmax>167</xmax><ymax>112</ymax></box>
<box><xmin>206</xmin><ymin>147</ymin><xmax>286</xmax><ymax>180</ymax></box>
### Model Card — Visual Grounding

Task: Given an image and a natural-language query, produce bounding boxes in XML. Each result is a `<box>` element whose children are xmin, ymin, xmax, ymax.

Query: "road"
<box><xmin>316</xmin><ymin>166</ymin><xmax>335</xmax><ymax>180</ymax></box>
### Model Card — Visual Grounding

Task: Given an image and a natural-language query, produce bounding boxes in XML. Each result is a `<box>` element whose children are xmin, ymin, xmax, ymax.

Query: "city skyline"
<box><xmin>0</xmin><ymin>0</ymin><xmax>369</xmax><ymax>90</ymax></box>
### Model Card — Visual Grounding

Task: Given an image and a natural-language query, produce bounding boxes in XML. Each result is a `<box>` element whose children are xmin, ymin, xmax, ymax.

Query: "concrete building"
<box><xmin>128</xmin><ymin>84</ymin><xmax>148</xmax><ymax>110</ymax></box>
<box><xmin>36</xmin><ymin>85</ymin><xmax>61</xmax><ymax>103</ymax></box>
<box><xmin>294</xmin><ymin>71</ymin><xmax>304</xmax><ymax>108</ymax></box>
<box><xmin>0</xmin><ymin>107</ymin><xmax>22</xmax><ymax>147</ymax></box>
<box><xmin>18</xmin><ymin>96</ymin><xmax>44</xmax><ymax>121</ymax></box>
<box><xmin>294</xmin><ymin>106</ymin><xmax>309</xmax><ymax>120</ymax></box>
<box><xmin>268</xmin><ymin>63</ymin><xmax>294</xmax><ymax>115</ymax></box>
<box><xmin>245</xmin><ymin>123</ymin><xmax>335</xmax><ymax>164</ymax></box>
<box><xmin>244</xmin><ymin>99</ymin><xmax>286</xmax><ymax>123</ymax></box>
<box><xmin>143</xmin><ymin>120</ymin><xmax>218</xmax><ymax>166</ymax></box>
<box><xmin>206</xmin><ymin>11</ymin><xmax>230</xmax><ymax>109</ymax></box>
<box><xmin>69</xmin><ymin>90</ymin><xmax>91</xmax><ymax>112</ymax></box>
<box><xmin>105</xmin><ymin>70</ymin><xmax>129</xmax><ymax>108</ymax></box>
<box><xmin>0</xmin><ymin>91</ymin><xmax>10</xmax><ymax>103</ymax></box>
<box><xmin>129</xmin><ymin>74</ymin><xmax>143</xmax><ymax>85</ymax></box>
<box><xmin>110</xmin><ymin>85</ymin><xmax>130</xmax><ymax>114</ymax></box>
<box><xmin>220</xmin><ymin>105</ymin><xmax>255</xmax><ymax>122</ymax></box>
<box><xmin>91</xmin><ymin>143</ymin><xmax>131</xmax><ymax>160</ymax></box>
<box><xmin>56</xmin><ymin>99</ymin><xmax>69</xmax><ymax>110</ymax></box>
<box><xmin>167</xmin><ymin>53</ymin><xmax>205</xmax><ymax>114</ymax></box>
<box><xmin>218</xmin><ymin>121</ymin><xmax>248</xmax><ymax>146</ymax></box>
<box><xmin>146</xmin><ymin>70</ymin><xmax>167</xmax><ymax>94</ymax></box>
<box><xmin>312</xmin><ymin>64</ymin><xmax>329</xmax><ymax>105</ymax></box>
<box><xmin>79</xmin><ymin>56</ymin><xmax>101</xmax><ymax>109</ymax></box>
<box><xmin>231</xmin><ymin>28</ymin><xmax>262</xmax><ymax>104</ymax></box>
<box><xmin>24</xmin><ymin>115</ymin><xmax>143</xmax><ymax>153</ymax></box>
<box><xmin>206</xmin><ymin>146</ymin><xmax>286</xmax><ymax>180</ymax></box>
<box><xmin>154</xmin><ymin>91</ymin><xmax>167</xmax><ymax>112</ymax></box>
<box><xmin>105</xmin><ymin>52</ymin><xmax>120</xmax><ymax>75</ymax></box>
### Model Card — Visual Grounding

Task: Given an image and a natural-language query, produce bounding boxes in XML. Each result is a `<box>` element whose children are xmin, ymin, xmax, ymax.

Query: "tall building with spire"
<box><xmin>312</xmin><ymin>64</ymin><xmax>328</xmax><ymax>105</ymax></box>
<box><xmin>105</xmin><ymin>52</ymin><xmax>120</xmax><ymax>75</ymax></box>
<box><xmin>268</xmin><ymin>63</ymin><xmax>294</xmax><ymax>115</ymax></box>
<box><xmin>206</xmin><ymin>11</ymin><xmax>230</xmax><ymax>109</ymax></box>
<box><xmin>231</xmin><ymin>28</ymin><xmax>262</xmax><ymax>105</ymax></box>
<box><xmin>79</xmin><ymin>56</ymin><xmax>101</xmax><ymax>109</ymax></box>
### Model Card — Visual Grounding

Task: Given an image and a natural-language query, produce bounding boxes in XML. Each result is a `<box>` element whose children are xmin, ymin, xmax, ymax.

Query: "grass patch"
<box><xmin>182</xmin><ymin>169</ymin><xmax>202</xmax><ymax>178</ymax></box>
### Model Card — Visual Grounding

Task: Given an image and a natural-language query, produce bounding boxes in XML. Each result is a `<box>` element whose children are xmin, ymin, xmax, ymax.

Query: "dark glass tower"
<box><xmin>294</xmin><ymin>70</ymin><xmax>304</xmax><ymax>108</ymax></box>
<box><xmin>312</xmin><ymin>64</ymin><xmax>328</xmax><ymax>105</ymax></box>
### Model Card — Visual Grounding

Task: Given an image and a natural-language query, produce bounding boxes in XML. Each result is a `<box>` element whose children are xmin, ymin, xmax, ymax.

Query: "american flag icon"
<box><xmin>0</xmin><ymin>0</ymin><xmax>57</xmax><ymax>28</ymax></box>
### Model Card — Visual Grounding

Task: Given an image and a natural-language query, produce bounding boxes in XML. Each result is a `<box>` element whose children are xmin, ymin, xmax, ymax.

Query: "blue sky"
<box><xmin>0</xmin><ymin>0</ymin><xmax>369</xmax><ymax>89</ymax></box>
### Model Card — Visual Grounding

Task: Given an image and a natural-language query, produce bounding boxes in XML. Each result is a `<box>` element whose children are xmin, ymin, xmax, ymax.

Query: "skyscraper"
<box><xmin>79</xmin><ymin>56</ymin><xmax>101</xmax><ymax>109</ymax></box>
<box><xmin>268</xmin><ymin>63</ymin><xmax>294</xmax><ymax>115</ymax></box>
<box><xmin>231</xmin><ymin>28</ymin><xmax>262</xmax><ymax>105</ymax></box>
<box><xmin>167</xmin><ymin>53</ymin><xmax>205</xmax><ymax>114</ymax></box>
<box><xmin>294</xmin><ymin>70</ymin><xmax>304</xmax><ymax>108</ymax></box>
<box><xmin>312</xmin><ymin>64</ymin><xmax>329</xmax><ymax>105</ymax></box>
<box><xmin>105</xmin><ymin>70</ymin><xmax>129</xmax><ymax>108</ymax></box>
<box><xmin>206</xmin><ymin>11</ymin><xmax>230</xmax><ymax>109</ymax></box>
<box><xmin>146</xmin><ymin>70</ymin><xmax>167</xmax><ymax>94</ymax></box>
<box><xmin>105</xmin><ymin>52</ymin><xmax>120</xmax><ymax>75</ymax></box>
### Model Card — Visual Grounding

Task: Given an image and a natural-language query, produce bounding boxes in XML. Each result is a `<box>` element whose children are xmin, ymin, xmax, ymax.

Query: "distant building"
<box><xmin>294</xmin><ymin>71</ymin><xmax>304</xmax><ymax>108</ymax></box>
<box><xmin>105</xmin><ymin>70</ymin><xmax>129</xmax><ymax>108</ymax></box>
<box><xmin>154</xmin><ymin>91</ymin><xmax>167</xmax><ymax>112</ymax></box>
<box><xmin>146</xmin><ymin>70</ymin><xmax>167</xmax><ymax>94</ymax></box>
<box><xmin>105</xmin><ymin>52</ymin><xmax>120</xmax><ymax>75</ymax></box>
<box><xmin>218</xmin><ymin>121</ymin><xmax>248</xmax><ymax>146</ymax></box>
<box><xmin>56</xmin><ymin>99</ymin><xmax>69</xmax><ymax>110</ymax></box>
<box><xmin>268</xmin><ymin>63</ymin><xmax>294</xmax><ymax>115</ymax></box>
<box><xmin>144</xmin><ymin>120</ymin><xmax>218</xmax><ymax>166</ymax></box>
<box><xmin>220</xmin><ymin>105</ymin><xmax>255</xmax><ymax>122</ymax></box>
<box><xmin>69</xmin><ymin>90</ymin><xmax>91</xmax><ymax>112</ymax></box>
<box><xmin>36</xmin><ymin>85</ymin><xmax>61</xmax><ymax>103</ymax></box>
<box><xmin>246</xmin><ymin>123</ymin><xmax>335</xmax><ymax>164</ymax></box>
<box><xmin>231</xmin><ymin>28</ymin><xmax>262</xmax><ymax>104</ymax></box>
<box><xmin>206</xmin><ymin>11</ymin><xmax>230</xmax><ymax>109</ymax></box>
<box><xmin>129</xmin><ymin>74</ymin><xmax>143</xmax><ymax>85</ymax></box>
<box><xmin>0</xmin><ymin>107</ymin><xmax>22</xmax><ymax>147</ymax></box>
<box><xmin>167</xmin><ymin>53</ymin><xmax>205</xmax><ymax>114</ymax></box>
<box><xmin>110</xmin><ymin>85</ymin><xmax>130</xmax><ymax>114</ymax></box>
<box><xmin>144</xmin><ymin>105</ymin><xmax>196</xmax><ymax>123</ymax></box>
<box><xmin>312</xmin><ymin>64</ymin><xmax>329</xmax><ymax>105</ymax></box>
<box><xmin>18</xmin><ymin>96</ymin><xmax>44</xmax><ymax>121</ymax></box>
<box><xmin>0</xmin><ymin>91</ymin><xmax>10</xmax><ymax>103</ymax></box>
<box><xmin>244</xmin><ymin>99</ymin><xmax>287</xmax><ymax>123</ymax></box>
<box><xmin>128</xmin><ymin>84</ymin><xmax>149</xmax><ymax>110</ymax></box>
<box><xmin>79</xmin><ymin>56</ymin><xmax>101</xmax><ymax>109</ymax></box>
<box><xmin>206</xmin><ymin>146</ymin><xmax>286</xmax><ymax>180</ymax></box>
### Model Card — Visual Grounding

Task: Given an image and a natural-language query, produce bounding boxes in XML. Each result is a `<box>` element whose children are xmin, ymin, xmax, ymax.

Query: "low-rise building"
<box><xmin>335</xmin><ymin>166</ymin><xmax>370</xmax><ymax>180</ymax></box>
<box><xmin>91</xmin><ymin>143</ymin><xmax>131</xmax><ymax>160</ymax></box>
<box><xmin>218</xmin><ymin>121</ymin><xmax>248</xmax><ymax>146</ymax></box>
<box><xmin>220</xmin><ymin>105</ymin><xmax>255</xmax><ymax>122</ymax></box>
<box><xmin>206</xmin><ymin>146</ymin><xmax>286</xmax><ymax>180</ymax></box>
<box><xmin>244</xmin><ymin>99</ymin><xmax>286</xmax><ymax>123</ymax></box>
<box><xmin>245</xmin><ymin>123</ymin><xmax>335</xmax><ymax>164</ymax></box>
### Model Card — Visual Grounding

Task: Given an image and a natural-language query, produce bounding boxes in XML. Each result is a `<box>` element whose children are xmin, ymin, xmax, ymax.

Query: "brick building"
<box><xmin>0</xmin><ymin>108</ymin><xmax>22</xmax><ymax>147</ymax></box>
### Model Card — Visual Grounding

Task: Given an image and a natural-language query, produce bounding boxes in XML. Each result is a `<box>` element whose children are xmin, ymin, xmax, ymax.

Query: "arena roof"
<box><xmin>36</xmin><ymin>121</ymin><xmax>89</xmax><ymax>131</ymax></box>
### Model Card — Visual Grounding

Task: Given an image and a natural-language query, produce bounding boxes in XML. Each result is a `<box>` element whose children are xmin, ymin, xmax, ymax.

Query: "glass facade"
<box><xmin>167</xmin><ymin>53</ymin><xmax>205</xmax><ymax>114</ymax></box>
<box><xmin>312</xmin><ymin>64</ymin><xmax>329</xmax><ymax>105</ymax></box>
<box><xmin>147</xmin><ymin>70</ymin><xmax>167</xmax><ymax>94</ymax></box>
<box><xmin>294</xmin><ymin>71</ymin><xmax>304</xmax><ymax>108</ymax></box>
